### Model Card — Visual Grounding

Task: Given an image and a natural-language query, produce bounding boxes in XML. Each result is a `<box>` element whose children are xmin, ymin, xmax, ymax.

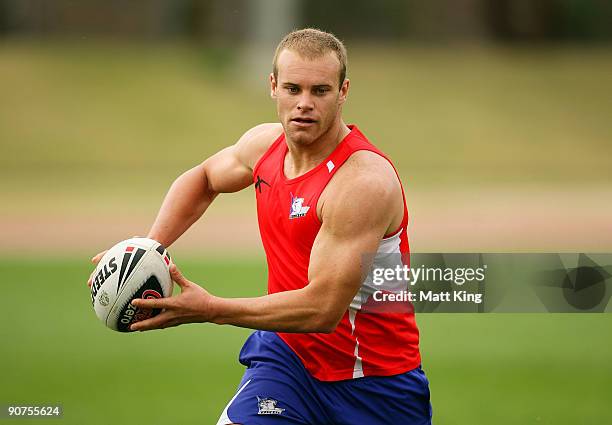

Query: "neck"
<box><xmin>284</xmin><ymin>120</ymin><xmax>351</xmax><ymax>179</ymax></box>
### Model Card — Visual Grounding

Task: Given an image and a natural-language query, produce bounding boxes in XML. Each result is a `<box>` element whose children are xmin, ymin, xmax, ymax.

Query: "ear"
<box><xmin>338</xmin><ymin>78</ymin><xmax>350</xmax><ymax>105</ymax></box>
<box><xmin>270</xmin><ymin>73</ymin><xmax>278</xmax><ymax>99</ymax></box>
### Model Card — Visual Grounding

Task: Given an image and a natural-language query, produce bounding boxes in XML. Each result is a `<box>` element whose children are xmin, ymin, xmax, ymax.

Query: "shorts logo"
<box><xmin>257</xmin><ymin>397</ymin><xmax>285</xmax><ymax>415</ymax></box>
<box><xmin>289</xmin><ymin>193</ymin><xmax>310</xmax><ymax>219</ymax></box>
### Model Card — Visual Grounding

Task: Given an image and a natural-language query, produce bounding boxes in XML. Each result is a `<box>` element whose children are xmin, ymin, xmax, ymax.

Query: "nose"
<box><xmin>296</xmin><ymin>92</ymin><xmax>314</xmax><ymax>112</ymax></box>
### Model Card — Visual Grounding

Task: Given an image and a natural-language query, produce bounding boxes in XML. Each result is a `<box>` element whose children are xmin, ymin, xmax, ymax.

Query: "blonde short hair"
<box><xmin>273</xmin><ymin>28</ymin><xmax>347</xmax><ymax>89</ymax></box>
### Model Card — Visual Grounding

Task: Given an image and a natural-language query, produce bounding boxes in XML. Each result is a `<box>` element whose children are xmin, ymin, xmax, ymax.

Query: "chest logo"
<box><xmin>255</xmin><ymin>175</ymin><xmax>270</xmax><ymax>193</ymax></box>
<box><xmin>289</xmin><ymin>193</ymin><xmax>310</xmax><ymax>219</ymax></box>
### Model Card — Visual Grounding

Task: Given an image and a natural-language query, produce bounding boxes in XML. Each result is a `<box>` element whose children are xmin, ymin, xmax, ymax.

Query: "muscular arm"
<box><xmin>147</xmin><ymin>123</ymin><xmax>281</xmax><ymax>247</ymax></box>
<box><xmin>209</xmin><ymin>173</ymin><xmax>392</xmax><ymax>332</ymax></box>
<box><xmin>131</xmin><ymin>152</ymin><xmax>404</xmax><ymax>333</ymax></box>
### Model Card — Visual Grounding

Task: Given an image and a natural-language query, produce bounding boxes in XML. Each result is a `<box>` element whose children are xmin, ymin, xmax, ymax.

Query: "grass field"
<box><xmin>1</xmin><ymin>259</ymin><xmax>611</xmax><ymax>424</ymax></box>
<box><xmin>1</xmin><ymin>41</ymin><xmax>611</xmax><ymax>424</ymax></box>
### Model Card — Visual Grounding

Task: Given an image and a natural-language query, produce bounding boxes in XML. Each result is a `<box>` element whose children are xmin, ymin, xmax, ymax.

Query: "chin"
<box><xmin>285</xmin><ymin>125</ymin><xmax>318</xmax><ymax>146</ymax></box>
<box><xmin>290</xmin><ymin>131</ymin><xmax>311</xmax><ymax>143</ymax></box>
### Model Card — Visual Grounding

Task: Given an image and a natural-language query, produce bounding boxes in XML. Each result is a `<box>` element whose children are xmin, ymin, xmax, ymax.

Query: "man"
<box><xmin>90</xmin><ymin>28</ymin><xmax>432</xmax><ymax>424</ymax></box>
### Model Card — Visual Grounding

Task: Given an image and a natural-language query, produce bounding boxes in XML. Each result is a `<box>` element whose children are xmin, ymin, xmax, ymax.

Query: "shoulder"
<box><xmin>319</xmin><ymin>150</ymin><xmax>403</xmax><ymax>233</ymax></box>
<box><xmin>325</xmin><ymin>150</ymin><xmax>401</xmax><ymax>207</ymax></box>
<box><xmin>235</xmin><ymin>123</ymin><xmax>283</xmax><ymax>170</ymax></box>
<box><xmin>339</xmin><ymin>150</ymin><xmax>399</xmax><ymax>189</ymax></box>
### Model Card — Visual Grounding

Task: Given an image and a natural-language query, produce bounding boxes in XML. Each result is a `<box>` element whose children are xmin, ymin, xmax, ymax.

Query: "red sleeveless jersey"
<box><xmin>253</xmin><ymin>125</ymin><xmax>421</xmax><ymax>381</ymax></box>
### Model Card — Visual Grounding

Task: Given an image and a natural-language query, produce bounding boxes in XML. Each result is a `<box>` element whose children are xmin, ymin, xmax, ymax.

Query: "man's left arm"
<box><xmin>130</xmin><ymin>160</ymin><xmax>400</xmax><ymax>333</ymax></box>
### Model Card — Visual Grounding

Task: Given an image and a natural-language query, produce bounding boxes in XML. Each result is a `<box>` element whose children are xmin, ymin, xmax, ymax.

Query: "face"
<box><xmin>271</xmin><ymin>49</ymin><xmax>349</xmax><ymax>146</ymax></box>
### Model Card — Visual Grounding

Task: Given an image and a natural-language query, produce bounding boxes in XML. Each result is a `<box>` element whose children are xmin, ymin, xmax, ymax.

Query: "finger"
<box><xmin>131</xmin><ymin>297</ymin><xmax>171</xmax><ymax>310</ymax></box>
<box><xmin>91</xmin><ymin>250</ymin><xmax>107</xmax><ymax>265</ymax></box>
<box><xmin>87</xmin><ymin>269</ymin><xmax>97</xmax><ymax>288</ymax></box>
<box><xmin>130</xmin><ymin>311</ymin><xmax>173</xmax><ymax>332</ymax></box>
<box><xmin>170</xmin><ymin>264</ymin><xmax>190</xmax><ymax>289</ymax></box>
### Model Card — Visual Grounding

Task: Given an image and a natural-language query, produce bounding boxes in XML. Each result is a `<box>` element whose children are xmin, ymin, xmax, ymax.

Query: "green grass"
<box><xmin>1</xmin><ymin>259</ymin><xmax>610</xmax><ymax>424</ymax></box>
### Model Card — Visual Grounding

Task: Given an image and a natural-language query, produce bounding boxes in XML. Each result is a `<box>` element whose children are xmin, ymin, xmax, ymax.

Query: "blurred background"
<box><xmin>1</xmin><ymin>1</ymin><xmax>611</xmax><ymax>424</ymax></box>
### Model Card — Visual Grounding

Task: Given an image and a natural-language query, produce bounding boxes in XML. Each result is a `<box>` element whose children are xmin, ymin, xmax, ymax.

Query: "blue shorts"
<box><xmin>217</xmin><ymin>331</ymin><xmax>432</xmax><ymax>425</ymax></box>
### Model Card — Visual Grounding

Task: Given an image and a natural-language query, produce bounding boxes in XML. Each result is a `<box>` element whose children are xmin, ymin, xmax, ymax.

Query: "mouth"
<box><xmin>290</xmin><ymin>117</ymin><xmax>317</xmax><ymax>127</ymax></box>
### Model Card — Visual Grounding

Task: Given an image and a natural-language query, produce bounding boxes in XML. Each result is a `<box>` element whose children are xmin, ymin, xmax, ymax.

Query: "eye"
<box><xmin>315</xmin><ymin>87</ymin><xmax>329</xmax><ymax>95</ymax></box>
<box><xmin>288</xmin><ymin>86</ymin><xmax>299</xmax><ymax>94</ymax></box>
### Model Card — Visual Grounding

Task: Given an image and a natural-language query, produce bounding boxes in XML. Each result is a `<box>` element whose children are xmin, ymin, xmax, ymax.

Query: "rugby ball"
<box><xmin>90</xmin><ymin>237</ymin><xmax>173</xmax><ymax>332</ymax></box>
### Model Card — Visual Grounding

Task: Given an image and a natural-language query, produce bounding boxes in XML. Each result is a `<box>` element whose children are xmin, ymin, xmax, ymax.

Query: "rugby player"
<box><xmin>90</xmin><ymin>28</ymin><xmax>431</xmax><ymax>425</ymax></box>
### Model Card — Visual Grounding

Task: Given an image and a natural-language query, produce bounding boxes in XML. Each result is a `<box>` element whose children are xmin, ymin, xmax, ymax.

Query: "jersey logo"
<box><xmin>289</xmin><ymin>193</ymin><xmax>310</xmax><ymax>219</ymax></box>
<box><xmin>257</xmin><ymin>397</ymin><xmax>285</xmax><ymax>415</ymax></box>
<box><xmin>255</xmin><ymin>175</ymin><xmax>271</xmax><ymax>193</ymax></box>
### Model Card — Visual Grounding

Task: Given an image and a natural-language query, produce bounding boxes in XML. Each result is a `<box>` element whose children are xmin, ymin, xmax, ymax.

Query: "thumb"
<box><xmin>169</xmin><ymin>264</ymin><xmax>190</xmax><ymax>289</ymax></box>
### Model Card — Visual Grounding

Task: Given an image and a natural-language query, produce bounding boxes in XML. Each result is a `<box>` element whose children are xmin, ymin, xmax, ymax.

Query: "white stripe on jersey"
<box><xmin>348</xmin><ymin>230</ymin><xmax>404</xmax><ymax>378</ymax></box>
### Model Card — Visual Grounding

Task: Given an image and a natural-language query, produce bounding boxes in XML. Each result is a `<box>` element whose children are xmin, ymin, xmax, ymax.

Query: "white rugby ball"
<box><xmin>90</xmin><ymin>237</ymin><xmax>173</xmax><ymax>332</ymax></box>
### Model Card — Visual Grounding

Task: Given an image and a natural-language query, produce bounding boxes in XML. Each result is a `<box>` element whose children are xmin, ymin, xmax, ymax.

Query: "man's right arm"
<box><xmin>147</xmin><ymin>123</ymin><xmax>282</xmax><ymax>247</ymax></box>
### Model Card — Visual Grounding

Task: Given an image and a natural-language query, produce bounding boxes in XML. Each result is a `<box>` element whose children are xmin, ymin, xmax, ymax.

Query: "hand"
<box><xmin>129</xmin><ymin>264</ymin><xmax>214</xmax><ymax>331</ymax></box>
<box><xmin>87</xmin><ymin>250</ymin><xmax>108</xmax><ymax>288</ymax></box>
